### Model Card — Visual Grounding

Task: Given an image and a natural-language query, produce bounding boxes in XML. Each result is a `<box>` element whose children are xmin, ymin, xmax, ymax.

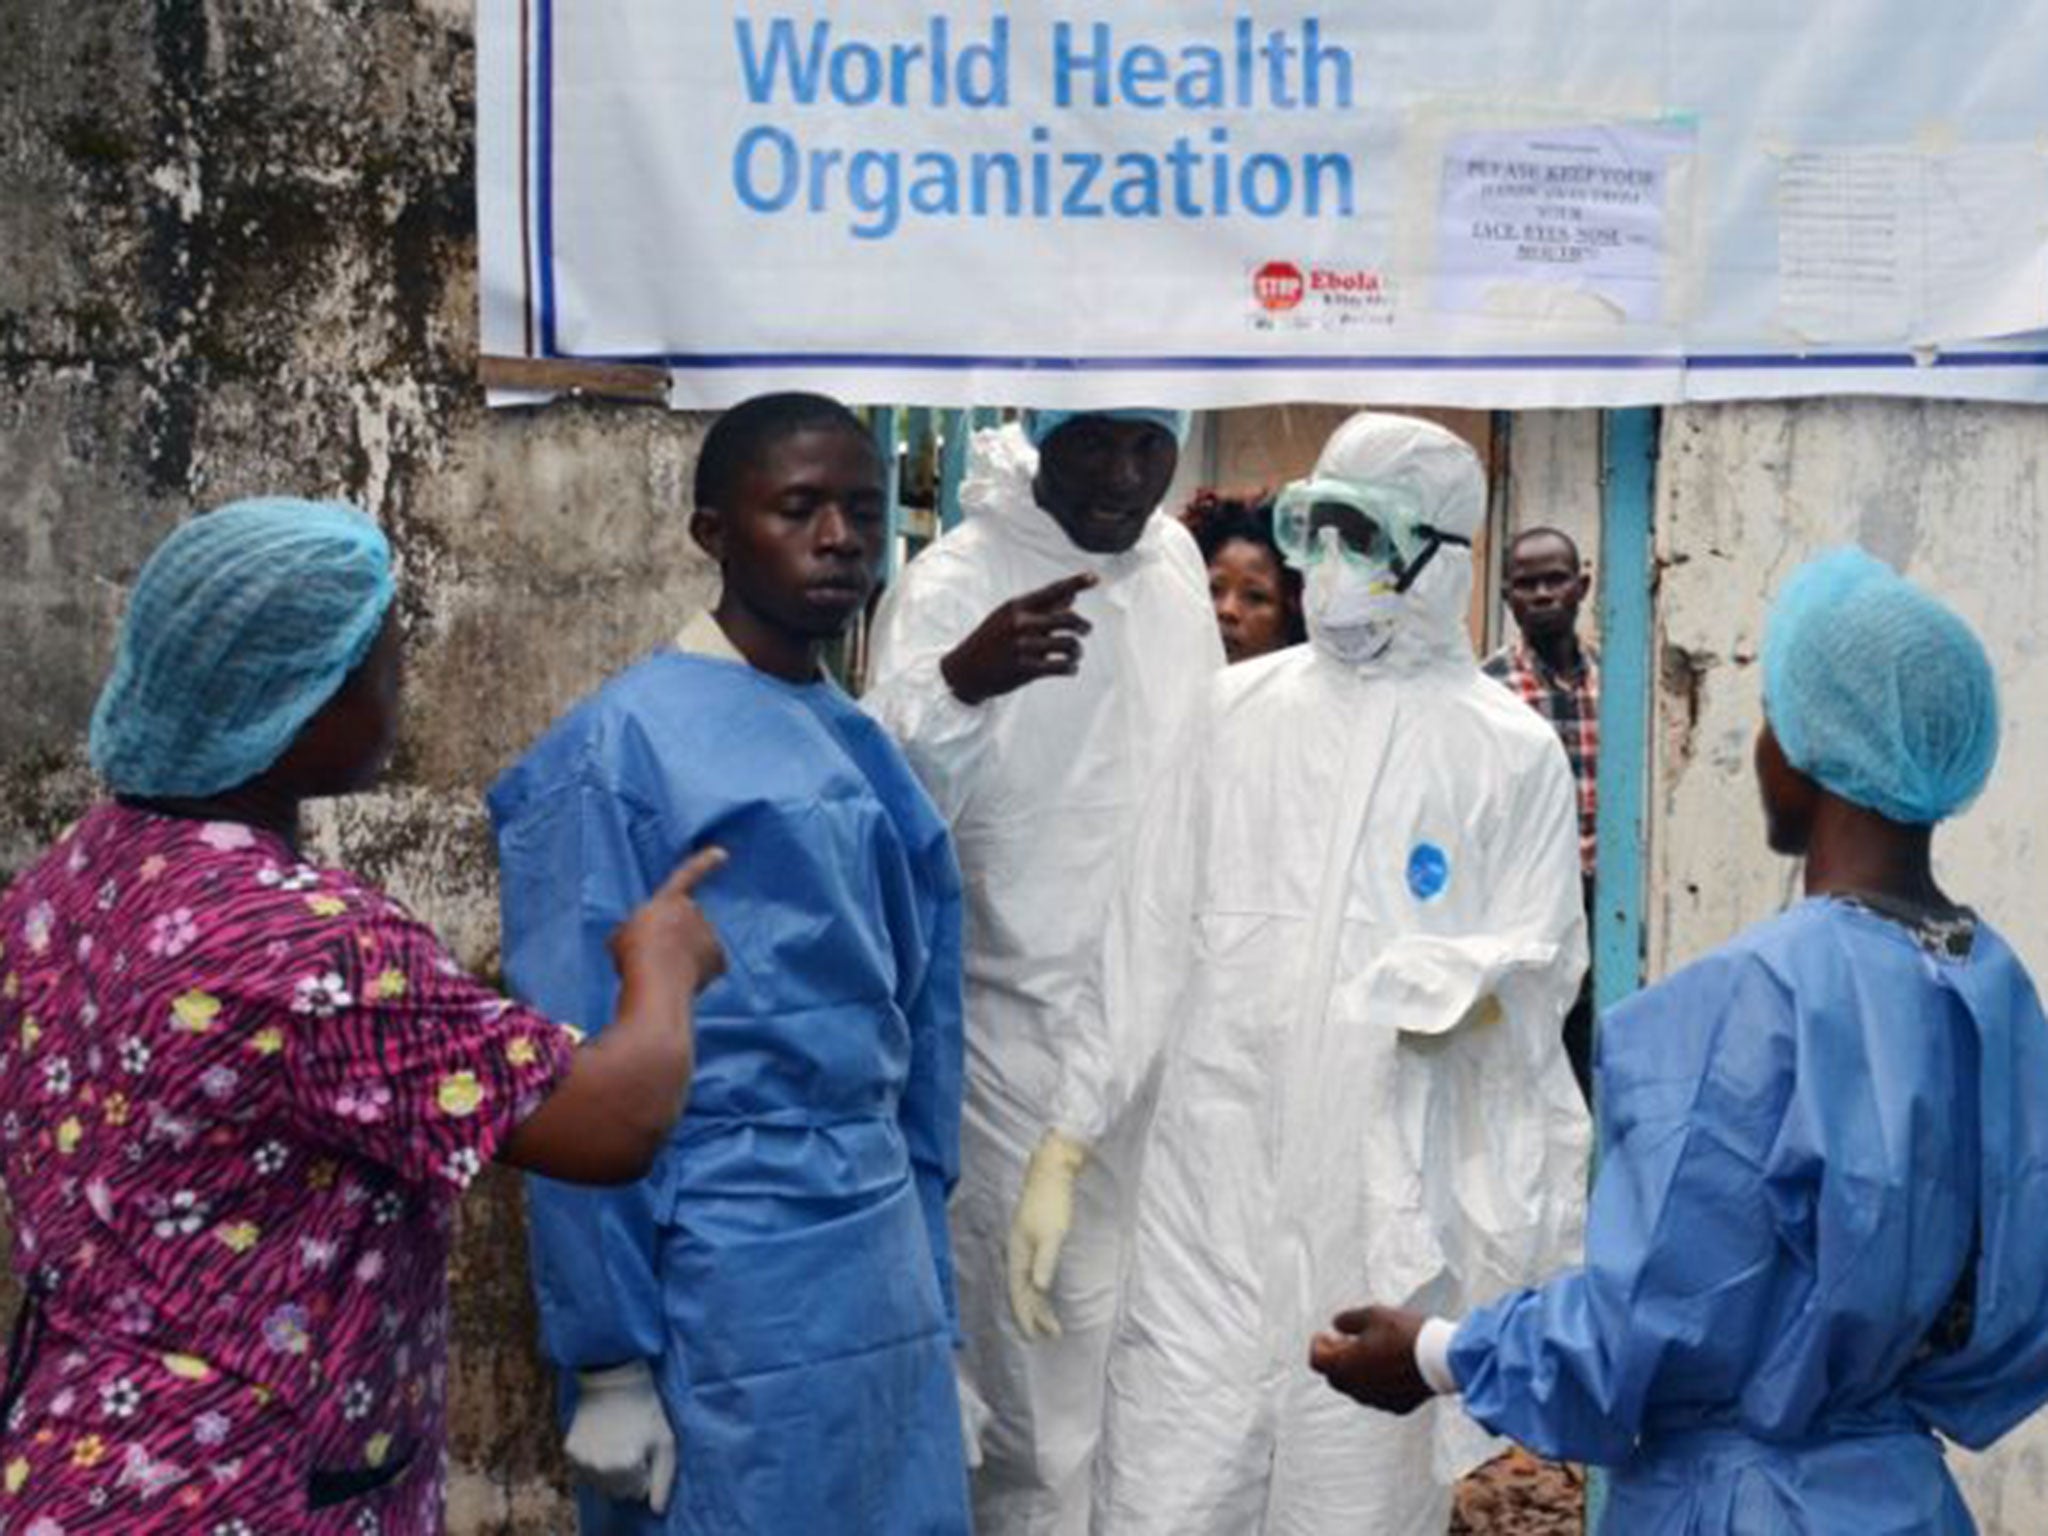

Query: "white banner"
<box><xmin>477</xmin><ymin>1</ymin><xmax>2048</xmax><ymax>409</ymax></box>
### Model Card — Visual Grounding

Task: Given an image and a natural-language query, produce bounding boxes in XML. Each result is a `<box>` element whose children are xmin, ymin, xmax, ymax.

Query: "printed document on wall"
<box><xmin>1776</xmin><ymin>145</ymin><xmax>2048</xmax><ymax>346</ymax></box>
<box><xmin>1436</xmin><ymin>123</ymin><xmax>1690</xmax><ymax>326</ymax></box>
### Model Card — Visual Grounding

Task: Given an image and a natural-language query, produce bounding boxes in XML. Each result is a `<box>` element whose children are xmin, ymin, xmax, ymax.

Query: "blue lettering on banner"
<box><xmin>734</xmin><ymin>16</ymin><xmax>1013</xmax><ymax>108</ymax></box>
<box><xmin>1052</xmin><ymin>18</ymin><xmax>1354</xmax><ymax>110</ymax></box>
<box><xmin>733</xmin><ymin>124</ymin><xmax>800</xmax><ymax>211</ymax></box>
<box><xmin>726</xmin><ymin>12</ymin><xmax>1362</xmax><ymax>239</ymax></box>
<box><xmin>732</xmin><ymin>124</ymin><xmax>1354</xmax><ymax>237</ymax></box>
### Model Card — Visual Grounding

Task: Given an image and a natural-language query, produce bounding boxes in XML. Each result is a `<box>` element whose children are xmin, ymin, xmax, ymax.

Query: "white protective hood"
<box><xmin>1305</xmin><ymin>411</ymin><xmax>1484</xmax><ymax>677</ymax></box>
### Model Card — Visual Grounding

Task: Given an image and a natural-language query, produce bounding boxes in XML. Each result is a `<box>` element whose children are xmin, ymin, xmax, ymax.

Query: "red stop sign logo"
<box><xmin>1254</xmin><ymin>261</ymin><xmax>1305</xmax><ymax>312</ymax></box>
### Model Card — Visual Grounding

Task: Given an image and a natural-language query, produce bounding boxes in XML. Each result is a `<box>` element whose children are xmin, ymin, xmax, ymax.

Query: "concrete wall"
<box><xmin>0</xmin><ymin>4</ymin><xmax>717</xmax><ymax>1527</ymax></box>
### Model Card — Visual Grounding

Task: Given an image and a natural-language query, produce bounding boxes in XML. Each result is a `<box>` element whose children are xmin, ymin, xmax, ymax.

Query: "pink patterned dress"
<box><xmin>0</xmin><ymin>804</ymin><xmax>577</xmax><ymax>1533</ymax></box>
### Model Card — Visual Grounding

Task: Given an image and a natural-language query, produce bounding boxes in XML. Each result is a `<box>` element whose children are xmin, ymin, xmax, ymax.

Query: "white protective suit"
<box><xmin>1046</xmin><ymin>413</ymin><xmax>1592</xmax><ymax>1535</ymax></box>
<box><xmin>864</xmin><ymin>422</ymin><xmax>1225</xmax><ymax>1536</ymax></box>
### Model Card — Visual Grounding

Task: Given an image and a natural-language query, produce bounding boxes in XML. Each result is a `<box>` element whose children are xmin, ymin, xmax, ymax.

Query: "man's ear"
<box><xmin>690</xmin><ymin>506</ymin><xmax>725</xmax><ymax>563</ymax></box>
<box><xmin>1573</xmin><ymin>569</ymin><xmax>1593</xmax><ymax>603</ymax></box>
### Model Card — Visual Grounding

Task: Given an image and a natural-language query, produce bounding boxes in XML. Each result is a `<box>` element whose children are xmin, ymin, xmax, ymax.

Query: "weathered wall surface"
<box><xmin>1649</xmin><ymin>399</ymin><xmax>2048</xmax><ymax>1527</ymax></box>
<box><xmin>1</xmin><ymin>3</ymin><xmax>716</xmax><ymax>1527</ymax></box>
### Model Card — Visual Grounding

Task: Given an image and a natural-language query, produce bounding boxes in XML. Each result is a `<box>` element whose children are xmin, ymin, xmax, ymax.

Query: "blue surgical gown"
<box><xmin>1450</xmin><ymin>898</ymin><xmax>2048</xmax><ymax>1533</ymax></box>
<box><xmin>488</xmin><ymin>652</ymin><xmax>970</xmax><ymax>1535</ymax></box>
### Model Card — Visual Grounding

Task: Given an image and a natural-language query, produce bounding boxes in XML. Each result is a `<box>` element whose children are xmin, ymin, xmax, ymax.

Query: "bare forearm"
<box><xmin>499</xmin><ymin>962</ymin><xmax>698</xmax><ymax>1183</ymax></box>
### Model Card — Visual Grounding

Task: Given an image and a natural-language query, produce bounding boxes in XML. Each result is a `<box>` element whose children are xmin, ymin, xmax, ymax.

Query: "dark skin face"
<box><xmin>1503</xmin><ymin>532</ymin><xmax>1590</xmax><ymax>661</ymax></box>
<box><xmin>691</xmin><ymin>424</ymin><xmax>887</xmax><ymax>683</ymax></box>
<box><xmin>1753</xmin><ymin>721</ymin><xmax>1820</xmax><ymax>857</ymax></box>
<box><xmin>126</xmin><ymin>609</ymin><xmax>405</xmax><ymax>848</ymax></box>
<box><xmin>1032</xmin><ymin>417</ymin><xmax>1179</xmax><ymax>555</ymax></box>
<box><xmin>1753</xmin><ymin>719</ymin><xmax>1956</xmax><ymax>912</ymax></box>
<box><xmin>1208</xmin><ymin>537</ymin><xmax>1292</xmax><ymax>663</ymax></box>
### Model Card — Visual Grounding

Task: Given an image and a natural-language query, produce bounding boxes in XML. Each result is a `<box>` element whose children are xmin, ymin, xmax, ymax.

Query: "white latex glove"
<box><xmin>957</xmin><ymin>1365</ymin><xmax>992</xmax><ymax>1471</ymax></box>
<box><xmin>1006</xmin><ymin>1130</ymin><xmax>1089</xmax><ymax>1340</ymax></box>
<box><xmin>565</xmin><ymin>1361</ymin><xmax>677</xmax><ymax>1513</ymax></box>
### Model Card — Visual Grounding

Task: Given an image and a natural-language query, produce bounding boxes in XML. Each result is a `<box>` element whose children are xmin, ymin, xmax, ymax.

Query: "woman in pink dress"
<box><xmin>0</xmin><ymin>498</ymin><xmax>724</xmax><ymax>1534</ymax></box>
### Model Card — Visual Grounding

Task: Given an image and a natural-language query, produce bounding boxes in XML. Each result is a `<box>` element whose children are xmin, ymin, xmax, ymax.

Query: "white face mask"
<box><xmin>1303</xmin><ymin>552</ymin><xmax>1404</xmax><ymax>666</ymax></box>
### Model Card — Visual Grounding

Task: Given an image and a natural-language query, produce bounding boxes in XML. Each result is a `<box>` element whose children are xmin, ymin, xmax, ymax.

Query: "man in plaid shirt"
<box><xmin>1483</xmin><ymin>526</ymin><xmax>1598</xmax><ymax>1099</ymax></box>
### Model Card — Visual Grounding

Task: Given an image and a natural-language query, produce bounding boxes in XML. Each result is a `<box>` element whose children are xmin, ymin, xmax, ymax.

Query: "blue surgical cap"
<box><xmin>1024</xmin><ymin>408</ymin><xmax>1192</xmax><ymax>448</ymax></box>
<box><xmin>1762</xmin><ymin>546</ymin><xmax>1998</xmax><ymax>825</ymax></box>
<box><xmin>90</xmin><ymin>497</ymin><xmax>396</xmax><ymax>797</ymax></box>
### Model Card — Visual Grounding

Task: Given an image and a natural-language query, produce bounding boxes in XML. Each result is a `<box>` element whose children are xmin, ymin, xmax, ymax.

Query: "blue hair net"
<box><xmin>1762</xmin><ymin>547</ymin><xmax>1998</xmax><ymax>824</ymax></box>
<box><xmin>1024</xmin><ymin>408</ymin><xmax>1191</xmax><ymax>447</ymax></box>
<box><xmin>90</xmin><ymin>498</ymin><xmax>396</xmax><ymax>797</ymax></box>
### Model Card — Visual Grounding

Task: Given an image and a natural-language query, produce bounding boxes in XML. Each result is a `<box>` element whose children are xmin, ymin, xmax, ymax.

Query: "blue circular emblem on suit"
<box><xmin>1406</xmin><ymin>842</ymin><xmax>1450</xmax><ymax>900</ymax></box>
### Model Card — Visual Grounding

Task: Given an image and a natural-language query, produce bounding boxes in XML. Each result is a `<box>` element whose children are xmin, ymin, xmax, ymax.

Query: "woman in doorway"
<box><xmin>1181</xmin><ymin>489</ymin><xmax>1304</xmax><ymax>664</ymax></box>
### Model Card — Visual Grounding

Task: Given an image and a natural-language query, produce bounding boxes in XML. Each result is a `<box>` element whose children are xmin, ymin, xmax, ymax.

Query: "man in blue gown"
<box><xmin>1312</xmin><ymin>547</ymin><xmax>2048</xmax><ymax>1533</ymax></box>
<box><xmin>490</xmin><ymin>393</ymin><xmax>970</xmax><ymax>1534</ymax></box>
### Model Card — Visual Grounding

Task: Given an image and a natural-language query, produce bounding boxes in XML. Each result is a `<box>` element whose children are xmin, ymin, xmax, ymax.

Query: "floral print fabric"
<box><xmin>0</xmin><ymin>804</ymin><xmax>576</xmax><ymax>1532</ymax></box>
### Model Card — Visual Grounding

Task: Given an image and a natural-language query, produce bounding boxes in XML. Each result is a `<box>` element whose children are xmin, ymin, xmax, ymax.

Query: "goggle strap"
<box><xmin>1392</xmin><ymin>527</ymin><xmax>1471</xmax><ymax>594</ymax></box>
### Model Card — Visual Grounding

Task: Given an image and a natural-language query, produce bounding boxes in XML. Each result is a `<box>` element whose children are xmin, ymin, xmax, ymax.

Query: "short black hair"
<box><xmin>1508</xmin><ymin>525</ymin><xmax>1582</xmax><ymax>568</ymax></box>
<box><xmin>693</xmin><ymin>392</ymin><xmax>874</xmax><ymax>511</ymax></box>
<box><xmin>1182</xmin><ymin>488</ymin><xmax>1277</xmax><ymax>565</ymax></box>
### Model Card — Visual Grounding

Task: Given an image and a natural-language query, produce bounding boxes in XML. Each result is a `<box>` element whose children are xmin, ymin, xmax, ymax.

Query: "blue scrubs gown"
<box><xmin>490</xmin><ymin>652</ymin><xmax>970</xmax><ymax>1535</ymax></box>
<box><xmin>1450</xmin><ymin>898</ymin><xmax>2048</xmax><ymax>1534</ymax></box>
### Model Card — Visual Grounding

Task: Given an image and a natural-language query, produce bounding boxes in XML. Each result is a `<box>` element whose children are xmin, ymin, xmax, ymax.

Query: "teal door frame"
<box><xmin>1585</xmin><ymin>405</ymin><xmax>1659</xmax><ymax>1533</ymax></box>
<box><xmin>1594</xmin><ymin>408</ymin><xmax>1657</xmax><ymax>1018</ymax></box>
<box><xmin>872</xmin><ymin>406</ymin><xmax>1007</xmax><ymax>583</ymax></box>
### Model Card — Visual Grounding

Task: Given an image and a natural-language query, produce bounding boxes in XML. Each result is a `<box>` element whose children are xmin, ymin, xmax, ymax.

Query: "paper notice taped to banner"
<box><xmin>1436</xmin><ymin>123</ymin><xmax>1690</xmax><ymax>326</ymax></box>
<box><xmin>1775</xmin><ymin>144</ymin><xmax>2048</xmax><ymax>346</ymax></box>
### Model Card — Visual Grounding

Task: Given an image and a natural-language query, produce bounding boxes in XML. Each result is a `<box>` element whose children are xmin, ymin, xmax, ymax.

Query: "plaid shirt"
<box><xmin>1483</xmin><ymin>639</ymin><xmax>1600</xmax><ymax>876</ymax></box>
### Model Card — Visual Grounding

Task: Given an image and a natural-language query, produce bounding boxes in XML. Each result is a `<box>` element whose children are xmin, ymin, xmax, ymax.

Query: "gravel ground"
<box><xmin>1451</xmin><ymin>1448</ymin><xmax>1585</xmax><ymax>1535</ymax></box>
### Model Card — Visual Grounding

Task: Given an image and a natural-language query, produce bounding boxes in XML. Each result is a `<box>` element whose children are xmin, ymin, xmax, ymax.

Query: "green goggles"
<box><xmin>1272</xmin><ymin>477</ymin><xmax>1470</xmax><ymax>591</ymax></box>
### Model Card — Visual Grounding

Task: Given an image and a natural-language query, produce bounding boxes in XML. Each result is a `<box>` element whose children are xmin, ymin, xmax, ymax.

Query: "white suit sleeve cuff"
<box><xmin>1415</xmin><ymin>1316</ymin><xmax>1461</xmax><ymax>1396</ymax></box>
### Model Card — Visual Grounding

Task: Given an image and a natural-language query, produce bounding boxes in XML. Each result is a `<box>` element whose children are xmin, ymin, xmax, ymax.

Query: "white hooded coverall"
<box><xmin>1046</xmin><ymin>413</ymin><xmax>1592</xmax><ymax>1535</ymax></box>
<box><xmin>863</xmin><ymin>422</ymin><xmax>1225</xmax><ymax>1536</ymax></box>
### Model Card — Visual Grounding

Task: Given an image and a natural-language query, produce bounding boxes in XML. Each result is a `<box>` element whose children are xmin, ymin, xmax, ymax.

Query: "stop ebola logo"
<box><xmin>1253</xmin><ymin>261</ymin><xmax>1305</xmax><ymax>312</ymax></box>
